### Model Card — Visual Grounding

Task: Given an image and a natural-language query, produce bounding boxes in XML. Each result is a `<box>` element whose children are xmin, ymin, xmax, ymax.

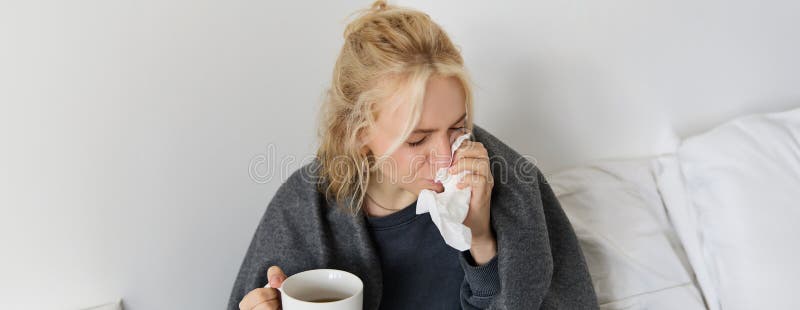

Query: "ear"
<box><xmin>360</xmin><ymin>145</ymin><xmax>372</xmax><ymax>156</ymax></box>
<box><xmin>357</xmin><ymin>129</ymin><xmax>372</xmax><ymax>156</ymax></box>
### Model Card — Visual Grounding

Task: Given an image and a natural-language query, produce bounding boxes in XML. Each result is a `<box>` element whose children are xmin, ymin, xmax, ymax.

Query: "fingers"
<box><xmin>250</xmin><ymin>299</ymin><xmax>281</xmax><ymax>310</ymax></box>
<box><xmin>449</xmin><ymin>157</ymin><xmax>491</xmax><ymax>178</ymax></box>
<box><xmin>456</xmin><ymin>173</ymin><xmax>493</xmax><ymax>190</ymax></box>
<box><xmin>452</xmin><ymin>141</ymin><xmax>489</xmax><ymax>163</ymax></box>
<box><xmin>267</xmin><ymin>265</ymin><xmax>287</xmax><ymax>288</ymax></box>
<box><xmin>449</xmin><ymin>141</ymin><xmax>491</xmax><ymax>177</ymax></box>
<box><xmin>239</xmin><ymin>288</ymin><xmax>281</xmax><ymax>310</ymax></box>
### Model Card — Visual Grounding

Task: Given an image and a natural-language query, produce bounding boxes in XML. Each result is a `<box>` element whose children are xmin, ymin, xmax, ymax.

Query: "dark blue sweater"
<box><xmin>364</xmin><ymin>199</ymin><xmax>500</xmax><ymax>309</ymax></box>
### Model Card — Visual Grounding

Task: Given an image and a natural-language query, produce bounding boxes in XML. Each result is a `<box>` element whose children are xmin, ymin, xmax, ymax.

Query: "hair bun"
<box><xmin>343</xmin><ymin>0</ymin><xmax>389</xmax><ymax>38</ymax></box>
<box><xmin>370</xmin><ymin>0</ymin><xmax>388</xmax><ymax>13</ymax></box>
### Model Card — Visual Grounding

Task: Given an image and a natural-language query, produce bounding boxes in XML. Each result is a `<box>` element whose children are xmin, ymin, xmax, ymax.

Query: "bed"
<box><xmin>548</xmin><ymin>107</ymin><xmax>800</xmax><ymax>309</ymax></box>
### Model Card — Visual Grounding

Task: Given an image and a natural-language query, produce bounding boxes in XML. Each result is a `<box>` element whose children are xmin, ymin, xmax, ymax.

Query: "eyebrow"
<box><xmin>412</xmin><ymin>112</ymin><xmax>467</xmax><ymax>134</ymax></box>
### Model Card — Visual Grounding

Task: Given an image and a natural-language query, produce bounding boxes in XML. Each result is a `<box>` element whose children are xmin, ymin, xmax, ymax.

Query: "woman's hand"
<box><xmin>239</xmin><ymin>266</ymin><xmax>286</xmax><ymax>310</ymax></box>
<box><xmin>448</xmin><ymin>140</ymin><xmax>497</xmax><ymax>265</ymax></box>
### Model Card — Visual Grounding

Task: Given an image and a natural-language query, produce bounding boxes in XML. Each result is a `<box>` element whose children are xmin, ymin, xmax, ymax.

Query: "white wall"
<box><xmin>412</xmin><ymin>0</ymin><xmax>800</xmax><ymax>172</ymax></box>
<box><xmin>1</xmin><ymin>0</ymin><xmax>798</xmax><ymax>309</ymax></box>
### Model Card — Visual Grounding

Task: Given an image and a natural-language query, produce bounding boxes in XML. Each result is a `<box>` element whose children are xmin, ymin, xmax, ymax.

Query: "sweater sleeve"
<box><xmin>226</xmin><ymin>176</ymin><xmax>303</xmax><ymax>310</ymax></box>
<box><xmin>459</xmin><ymin>250</ymin><xmax>501</xmax><ymax>309</ymax></box>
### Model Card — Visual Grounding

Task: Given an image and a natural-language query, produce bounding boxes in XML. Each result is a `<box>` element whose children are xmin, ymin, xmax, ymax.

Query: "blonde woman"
<box><xmin>229</xmin><ymin>1</ymin><xmax>597</xmax><ymax>309</ymax></box>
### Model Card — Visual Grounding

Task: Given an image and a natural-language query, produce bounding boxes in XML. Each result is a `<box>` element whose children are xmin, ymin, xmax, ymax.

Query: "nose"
<box><xmin>429</xmin><ymin>134</ymin><xmax>453</xmax><ymax>170</ymax></box>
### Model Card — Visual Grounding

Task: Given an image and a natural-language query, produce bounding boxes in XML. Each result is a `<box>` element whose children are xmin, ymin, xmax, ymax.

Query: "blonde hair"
<box><xmin>316</xmin><ymin>0</ymin><xmax>475</xmax><ymax>216</ymax></box>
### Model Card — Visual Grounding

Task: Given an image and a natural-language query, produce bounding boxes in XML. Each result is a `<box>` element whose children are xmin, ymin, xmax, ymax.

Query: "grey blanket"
<box><xmin>227</xmin><ymin>124</ymin><xmax>598</xmax><ymax>309</ymax></box>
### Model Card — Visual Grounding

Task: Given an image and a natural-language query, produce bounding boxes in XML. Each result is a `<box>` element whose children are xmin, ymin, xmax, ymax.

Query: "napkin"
<box><xmin>416</xmin><ymin>132</ymin><xmax>473</xmax><ymax>251</ymax></box>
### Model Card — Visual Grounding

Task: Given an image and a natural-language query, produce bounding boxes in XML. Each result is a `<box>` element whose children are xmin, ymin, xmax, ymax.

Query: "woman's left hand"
<box><xmin>449</xmin><ymin>140</ymin><xmax>497</xmax><ymax>264</ymax></box>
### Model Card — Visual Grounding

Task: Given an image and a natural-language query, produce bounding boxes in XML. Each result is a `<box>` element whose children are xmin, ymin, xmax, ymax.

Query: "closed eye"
<box><xmin>408</xmin><ymin>137</ymin><xmax>427</xmax><ymax>147</ymax></box>
<box><xmin>408</xmin><ymin>127</ymin><xmax>466</xmax><ymax>147</ymax></box>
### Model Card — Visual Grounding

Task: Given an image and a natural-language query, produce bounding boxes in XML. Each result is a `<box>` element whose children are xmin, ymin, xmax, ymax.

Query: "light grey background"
<box><xmin>1</xmin><ymin>0</ymin><xmax>798</xmax><ymax>309</ymax></box>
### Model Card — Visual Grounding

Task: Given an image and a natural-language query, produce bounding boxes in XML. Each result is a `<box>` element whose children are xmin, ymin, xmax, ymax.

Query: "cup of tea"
<box><xmin>264</xmin><ymin>268</ymin><xmax>363</xmax><ymax>310</ymax></box>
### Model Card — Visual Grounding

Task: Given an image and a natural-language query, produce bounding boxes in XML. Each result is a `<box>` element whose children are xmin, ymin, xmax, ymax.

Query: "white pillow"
<box><xmin>657</xmin><ymin>107</ymin><xmax>800</xmax><ymax>310</ymax></box>
<box><xmin>652</xmin><ymin>155</ymin><xmax>719</xmax><ymax>310</ymax></box>
<box><xmin>549</xmin><ymin>158</ymin><xmax>706</xmax><ymax>310</ymax></box>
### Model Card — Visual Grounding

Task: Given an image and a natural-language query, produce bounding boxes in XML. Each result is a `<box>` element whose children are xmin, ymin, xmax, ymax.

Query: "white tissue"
<box><xmin>416</xmin><ymin>132</ymin><xmax>473</xmax><ymax>251</ymax></box>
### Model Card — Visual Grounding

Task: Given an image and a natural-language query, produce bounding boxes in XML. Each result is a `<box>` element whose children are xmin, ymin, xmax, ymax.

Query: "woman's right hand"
<box><xmin>238</xmin><ymin>266</ymin><xmax>287</xmax><ymax>310</ymax></box>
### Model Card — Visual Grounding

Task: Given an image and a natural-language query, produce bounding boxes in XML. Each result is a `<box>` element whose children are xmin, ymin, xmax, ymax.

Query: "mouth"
<box><xmin>423</xmin><ymin>178</ymin><xmax>439</xmax><ymax>184</ymax></box>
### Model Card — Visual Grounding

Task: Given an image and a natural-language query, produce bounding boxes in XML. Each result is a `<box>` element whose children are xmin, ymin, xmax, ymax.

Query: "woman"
<box><xmin>228</xmin><ymin>1</ymin><xmax>598</xmax><ymax>309</ymax></box>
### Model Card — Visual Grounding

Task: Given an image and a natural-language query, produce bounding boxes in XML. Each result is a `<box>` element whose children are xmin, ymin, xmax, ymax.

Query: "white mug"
<box><xmin>264</xmin><ymin>269</ymin><xmax>363</xmax><ymax>310</ymax></box>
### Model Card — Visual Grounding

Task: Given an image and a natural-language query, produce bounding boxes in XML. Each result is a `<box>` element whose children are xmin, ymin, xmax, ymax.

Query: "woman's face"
<box><xmin>364</xmin><ymin>75</ymin><xmax>468</xmax><ymax>195</ymax></box>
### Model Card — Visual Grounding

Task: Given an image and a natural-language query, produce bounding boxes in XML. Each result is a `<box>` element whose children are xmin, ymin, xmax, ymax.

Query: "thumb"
<box><xmin>267</xmin><ymin>265</ymin><xmax>287</xmax><ymax>288</ymax></box>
